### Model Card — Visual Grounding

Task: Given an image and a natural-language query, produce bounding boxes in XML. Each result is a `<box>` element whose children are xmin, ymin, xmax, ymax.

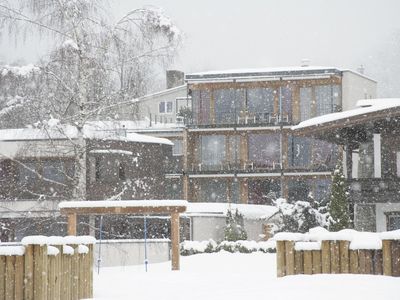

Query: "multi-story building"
<box><xmin>0</xmin><ymin>123</ymin><xmax>174</xmax><ymax>241</ymax></box>
<box><xmin>182</xmin><ymin>66</ymin><xmax>376</xmax><ymax>205</ymax></box>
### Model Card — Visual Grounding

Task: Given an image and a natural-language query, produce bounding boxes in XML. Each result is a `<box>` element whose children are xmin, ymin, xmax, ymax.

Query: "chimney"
<box><xmin>301</xmin><ymin>59</ymin><xmax>311</xmax><ymax>67</ymax></box>
<box><xmin>166</xmin><ymin>70</ymin><xmax>184</xmax><ymax>89</ymax></box>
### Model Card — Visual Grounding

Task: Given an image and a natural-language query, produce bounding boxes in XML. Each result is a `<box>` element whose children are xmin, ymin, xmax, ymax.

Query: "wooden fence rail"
<box><xmin>275</xmin><ymin>230</ymin><xmax>400</xmax><ymax>278</ymax></box>
<box><xmin>0</xmin><ymin>236</ymin><xmax>95</xmax><ymax>300</ymax></box>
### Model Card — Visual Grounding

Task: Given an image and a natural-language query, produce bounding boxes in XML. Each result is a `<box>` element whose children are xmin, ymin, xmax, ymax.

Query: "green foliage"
<box><xmin>328</xmin><ymin>164</ymin><xmax>351</xmax><ymax>231</ymax></box>
<box><xmin>224</xmin><ymin>209</ymin><xmax>247</xmax><ymax>241</ymax></box>
<box><xmin>274</xmin><ymin>196</ymin><xmax>329</xmax><ymax>234</ymax></box>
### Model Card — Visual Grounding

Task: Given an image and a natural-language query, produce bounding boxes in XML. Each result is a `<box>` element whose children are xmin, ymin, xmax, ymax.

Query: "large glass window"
<box><xmin>247</xmin><ymin>88</ymin><xmax>274</xmax><ymax>120</ymax></box>
<box><xmin>288</xmin><ymin>179</ymin><xmax>311</xmax><ymax>202</ymax></box>
<box><xmin>280</xmin><ymin>87</ymin><xmax>292</xmax><ymax>122</ymax></box>
<box><xmin>312</xmin><ymin>139</ymin><xmax>336</xmax><ymax>169</ymax></box>
<box><xmin>200</xmin><ymin>135</ymin><xmax>226</xmax><ymax>169</ymax></box>
<box><xmin>300</xmin><ymin>87</ymin><xmax>312</xmax><ymax>121</ymax></box>
<box><xmin>214</xmin><ymin>88</ymin><xmax>244</xmax><ymax>124</ymax></box>
<box><xmin>315</xmin><ymin>85</ymin><xmax>341</xmax><ymax>116</ymax></box>
<box><xmin>228</xmin><ymin>135</ymin><xmax>240</xmax><ymax>166</ymax></box>
<box><xmin>18</xmin><ymin>162</ymin><xmax>37</xmax><ymax>184</ymax></box>
<box><xmin>199</xmin><ymin>179</ymin><xmax>227</xmax><ymax>202</ymax></box>
<box><xmin>314</xmin><ymin>179</ymin><xmax>331</xmax><ymax>204</ymax></box>
<box><xmin>192</xmin><ymin>90</ymin><xmax>211</xmax><ymax>125</ymax></box>
<box><xmin>248</xmin><ymin>133</ymin><xmax>280</xmax><ymax>168</ymax></box>
<box><xmin>248</xmin><ymin>179</ymin><xmax>281</xmax><ymax>205</ymax></box>
<box><xmin>43</xmin><ymin>161</ymin><xmax>65</xmax><ymax>183</ymax></box>
<box><xmin>288</xmin><ymin>136</ymin><xmax>311</xmax><ymax>168</ymax></box>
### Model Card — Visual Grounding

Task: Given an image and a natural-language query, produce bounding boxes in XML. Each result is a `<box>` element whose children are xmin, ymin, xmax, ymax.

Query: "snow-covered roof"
<box><xmin>0</xmin><ymin>122</ymin><xmax>173</xmax><ymax>146</ymax></box>
<box><xmin>186</xmin><ymin>66</ymin><xmax>344</xmax><ymax>82</ymax></box>
<box><xmin>184</xmin><ymin>203</ymin><xmax>278</xmax><ymax>220</ymax></box>
<box><xmin>292</xmin><ymin>98</ymin><xmax>400</xmax><ymax>132</ymax></box>
<box><xmin>186</xmin><ymin>66</ymin><xmax>377</xmax><ymax>83</ymax></box>
<box><xmin>135</xmin><ymin>84</ymin><xmax>187</xmax><ymax>103</ymax></box>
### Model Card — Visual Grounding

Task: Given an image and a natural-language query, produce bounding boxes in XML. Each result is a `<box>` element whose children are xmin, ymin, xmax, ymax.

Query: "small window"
<box><xmin>172</xmin><ymin>140</ymin><xmax>183</xmax><ymax>156</ymax></box>
<box><xmin>387</xmin><ymin>213</ymin><xmax>400</xmax><ymax>231</ymax></box>
<box><xmin>159</xmin><ymin>102</ymin><xmax>165</xmax><ymax>113</ymax></box>
<box><xmin>118</xmin><ymin>161</ymin><xmax>126</xmax><ymax>180</ymax></box>
<box><xmin>95</xmin><ymin>157</ymin><xmax>126</xmax><ymax>182</ymax></box>
<box><xmin>159</xmin><ymin>101</ymin><xmax>173</xmax><ymax>114</ymax></box>
<box><xmin>166</xmin><ymin>101</ymin><xmax>173</xmax><ymax>113</ymax></box>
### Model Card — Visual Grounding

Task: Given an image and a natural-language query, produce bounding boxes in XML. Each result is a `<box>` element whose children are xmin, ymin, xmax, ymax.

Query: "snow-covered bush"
<box><xmin>180</xmin><ymin>239</ymin><xmax>276</xmax><ymax>255</ymax></box>
<box><xmin>180</xmin><ymin>240</ymin><xmax>217</xmax><ymax>256</ymax></box>
<box><xmin>224</xmin><ymin>209</ymin><xmax>247</xmax><ymax>241</ymax></box>
<box><xmin>273</xmin><ymin>198</ymin><xmax>329</xmax><ymax>233</ymax></box>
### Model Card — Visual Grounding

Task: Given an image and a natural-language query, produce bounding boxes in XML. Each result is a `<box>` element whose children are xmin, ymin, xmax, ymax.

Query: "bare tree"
<box><xmin>0</xmin><ymin>0</ymin><xmax>181</xmax><ymax>202</ymax></box>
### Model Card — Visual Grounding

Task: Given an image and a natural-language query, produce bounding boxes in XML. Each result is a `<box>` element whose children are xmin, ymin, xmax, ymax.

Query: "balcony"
<box><xmin>187</xmin><ymin>161</ymin><xmax>283</xmax><ymax>175</ymax></box>
<box><xmin>187</xmin><ymin>110</ymin><xmax>292</xmax><ymax>129</ymax></box>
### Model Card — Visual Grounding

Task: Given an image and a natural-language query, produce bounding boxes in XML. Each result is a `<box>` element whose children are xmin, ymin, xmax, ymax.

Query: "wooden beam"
<box><xmin>67</xmin><ymin>213</ymin><xmax>77</xmax><ymax>236</ymax></box>
<box><xmin>170</xmin><ymin>212</ymin><xmax>180</xmax><ymax>270</ymax></box>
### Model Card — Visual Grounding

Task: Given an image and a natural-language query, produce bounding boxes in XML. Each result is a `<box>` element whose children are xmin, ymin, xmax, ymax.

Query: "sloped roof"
<box><xmin>291</xmin><ymin>98</ymin><xmax>400</xmax><ymax>143</ymax></box>
<box><xmin>0</xmin><ymin>122</ymin><xmax>173</xmax><ymax>146</ymax></box>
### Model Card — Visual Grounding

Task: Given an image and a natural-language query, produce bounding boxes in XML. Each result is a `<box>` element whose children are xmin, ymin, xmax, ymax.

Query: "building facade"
<box><xmin>182</xmin><ymin>66</ymin><xmax>377</xmax><ymax>205</ymax></box>
<box><xmin>292</xmin><ymin>98</ymin><xmax>400</xmax><ymax>232</ymax></box>
<box><xmin>0</xmin><ymin>124</ymin><xmax>174</xmax><ymax>241</ymax></box>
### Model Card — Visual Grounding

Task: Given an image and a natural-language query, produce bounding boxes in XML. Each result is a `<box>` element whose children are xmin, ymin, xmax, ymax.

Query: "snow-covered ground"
<box><xmin>94</xmin><ymin>252</ymin><xmax>399</xmax><ymax>300</ymax></box>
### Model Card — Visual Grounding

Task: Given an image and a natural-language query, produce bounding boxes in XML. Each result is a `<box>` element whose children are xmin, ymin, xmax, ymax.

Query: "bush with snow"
<box><xmin>224</xmin><ymin>209</ymin><xmax>248</xmax><ymax>241</ymax></box>
<box><xmin>272</xmin><ymin>198</ymin><xmax>330</xmax><ymax>233</ymax></box>
<box><xmin>180</xmin><ymin>239</ymin><xmax>276</xmax><ymax>256</ymax></box>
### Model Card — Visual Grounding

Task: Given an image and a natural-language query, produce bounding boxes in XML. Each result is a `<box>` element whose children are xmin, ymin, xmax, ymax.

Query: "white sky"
<box><xmin>1</xmin><ymin>0</ymin><xmax>400</xmax><ymax>91</ymax></box>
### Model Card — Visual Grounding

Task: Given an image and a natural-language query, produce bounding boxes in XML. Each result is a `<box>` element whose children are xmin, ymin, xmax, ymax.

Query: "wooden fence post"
<box><xmin>15</xmin><ymin>255</ymin><xmax>24</xmax><ymax>300</ymax></box>
<box><xmin>312</xmin><ymin>250</ymin><xmax>322</xmax><ymax>274</ymax></box>
<box><xmin>294</xmin><ymin>250</ymin><xmax>303</xmax><ymax>275</ymax></box>
<box><xmin>61</xmin><ymin>245</ymin><xmax>73</xmax><ymax>300</ymax></box>
<box><xmin>276</xmin><ymin>241</ymin><xmax>286</xmax><ymax>277</ymax></box>
<box><xmin>88</xmin><ymin>244</ymin><xmax>94</xmax><ymax>298</ymax></box>
<box><xmin>171</xmin><ymin>212</ymin><xmax>180</xmax><ymax>271</ymax></box>
<box><xmin>391</xmin><ymin>240</ymin><xmax>400</xmax><ymax>277</ymax></box>
<box><xmin>285</xmin><ymin>241</ymin><xmax>295</xmax><ymax>276</ymax></box>
<box><xmin>330</xmin><ymin>241</ymin><xmax>340</xmax><ymax>274</ymax></box>
<box><xmin>71</xmin><ymin>245</ymin><xmax>79</xmax><ymax>300</ymax></box>
<box><xmin>24</xmin><ymin>245</ymin><xmax>34</xmax><ymax>300</ymax></box>
<box><xmin>303</xmin><ymin>251</ymin><xmax>313</xmax><ymax>275</ymax></box>
<box><xmin>339</xmin><ymin>241</ymin><xmax>349</xmax><ymax>273</ymax></box>
<box><xmin>349</xmin><ymin>250</ymin><xmax>359</xmax><ymax>274</ymax></box>
<box><xmin>33</xmin><ymin>244</ymin><xmax>48</xmax><ymax>300</ymax></box>
<box><xmin>5</xmin><ymin>256</ymin><xmax>15</xmax><ymax>299</ymax></box>
<box><xmin>0</xmin><ymin>256</ymin><xmax>5</xmax><ymax>300</ymax></box>
<box><xmin>382</xmin><ymin>240</ymin><xmax>392</xmax><ymax>276</ymax></box>
<box><xmin>373</xmin><ymin>250</ymin><xmax>383</xmax><ymax>275</ymax></box>
<box><xmin>321</xmin><ymin>241</ymin><xmax>331</xmax><ymax>274</ymax></box>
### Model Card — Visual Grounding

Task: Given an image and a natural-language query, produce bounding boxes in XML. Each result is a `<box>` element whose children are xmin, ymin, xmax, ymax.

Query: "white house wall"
<box><xmin>0</xmin><ymin>200</ymin><xmax>61</xmax><ymax>218</ymax></box>
<box><xmin>341</xmin><ymin>71</ymin><xmax>377</xmax><ymax>111</ymax></box>
<box><xmin>190</xmin><ymin>215</ymin><xmax>265</xmax><ymax>241</ymax></box>
<box><xmin>0</xmin><ymin>140</ymin><xmax>75</xmax><ymax>159</ymax></box>
<box><xmin>137</xmin><ymin>85</ymin><xmax>187</xmax><ymax>122</ymax></box>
